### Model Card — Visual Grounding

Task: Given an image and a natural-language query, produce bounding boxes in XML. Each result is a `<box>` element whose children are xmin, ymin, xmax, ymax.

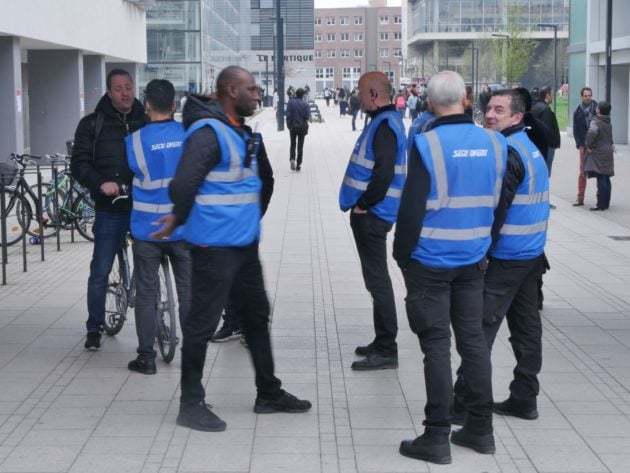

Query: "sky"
<box><xmin>314</xmin><ymin>0</ymin><xmax>401</xmax><ymax>8</ymax></box>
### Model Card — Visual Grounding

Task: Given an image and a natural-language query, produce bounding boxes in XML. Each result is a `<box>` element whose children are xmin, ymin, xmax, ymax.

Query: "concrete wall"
<box><xmin>0</xmin><ymin>0</ymin><xmax>147</xmax><ymax>63</ymax></box>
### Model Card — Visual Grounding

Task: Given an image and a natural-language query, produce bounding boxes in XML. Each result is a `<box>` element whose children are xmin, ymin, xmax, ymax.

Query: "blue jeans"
<box><xmin>546</xmin><ymin>147</ymin><xmax>555</xmax><ymax>176</ymax></box>
<box><xmin>132</xmin><ymin>239</ymin><xmax>192</xmax><ymax>360</ymax></box>
<box><xmin>596</xmin><ymin>173</ymin><xmax>611</xmax><ymax>209</ymax></box>
<box><xmin>86</xmin><ymin>211</ymin><xmax>130</xmax><ymax>333</ymax></box>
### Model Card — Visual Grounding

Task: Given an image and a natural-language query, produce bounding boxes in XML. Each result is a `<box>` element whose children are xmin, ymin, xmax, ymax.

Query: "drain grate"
<box><xmin>608</xmin><ymin>236</ymin><xmax>630</xmax><ymax>241</ymax></box>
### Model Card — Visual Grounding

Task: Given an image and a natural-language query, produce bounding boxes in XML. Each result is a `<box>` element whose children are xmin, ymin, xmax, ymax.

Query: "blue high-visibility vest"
<box><xmin>183</xmin><ymin>118</ymin><xmax>261</xmax><ymax>247</ymax></box>
<box><xmin>125</xmin><ymin>121</ymin><xmax>185</xmax><ymax>241</ymax></box>
<box><xmin>492</xmin><ymin>130</ymin><xmax>549</xmax><ymax>260</ymax></box>
<box><xmin>339</xmin><ymin>110</ymin><xmax>407</xmax><ymax>223</ymax></box>
<box><xmin>411</xmin><ymin>123</ymin><xmax>507</xmax><ymax>269</ymax></box>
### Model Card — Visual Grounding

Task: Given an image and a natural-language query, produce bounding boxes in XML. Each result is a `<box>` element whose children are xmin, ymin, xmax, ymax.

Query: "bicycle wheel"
<box><xmin>30</xmin><ymin>183</ymin><xmax>61</xmax><ymax>239</ymax></box>
<box><xmin>72</xmin><ymin>193</ymin><xmax>96</xmax><ymax>242</ymax></box>
<box><xmin>103</xmin><ymin>252</ymin><xmax>128</xmax><ymax>335</ymax></box>
<box><xmin>1</xmin><ymin>190</ymin><xmax>32</xmax><ymax>246</ymax></box>
<box><xmin>156</xmin><ymin>258</ymin><xmax>178</xmax><ymax>362</ymax></box>
<box><xmin>43</xmin><ymin>184</ymin><xmax>72</xmax><ymax>231</ymax></box>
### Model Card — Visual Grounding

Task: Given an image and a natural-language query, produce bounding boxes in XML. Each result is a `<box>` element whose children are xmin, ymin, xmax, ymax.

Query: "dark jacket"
<box><xmin>285</xmin><ymin>97</ymin><xmax>310</xmax><ymax>133</ymax></box>
<box><xmin>584</xmin><ymin>115</ymin><xmax>614</xmax><ymax>177</ymax></box>
<box><xmin>70</xmin><ymin>94</ymin><xmax>146</xmax><ymax>212</ymax></box>
<box><xmin>573</xmin><ymin>100</ymin><xmax>598</xmax><ymax>148</ymax></box>
<box><xmin>169</xmin><ymin>94</ymin><xmax>274</xmax><ymax>226</ymax></box>
<box><xmin>531</xmin><ymin>99</ymin><xmax>561</xmax><ymax>149</ymax></box>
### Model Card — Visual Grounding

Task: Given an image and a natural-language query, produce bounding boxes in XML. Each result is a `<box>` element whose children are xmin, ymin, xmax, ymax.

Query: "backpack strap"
<box><xmin>92</xmin><ymin>111</ymin><xmax>105</xmax><ymax>160</ymax></box>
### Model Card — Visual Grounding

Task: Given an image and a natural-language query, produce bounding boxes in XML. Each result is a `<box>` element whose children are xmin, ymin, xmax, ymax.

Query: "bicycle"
<box><xmin>42</xmin><ymin>154</ymin><xmax>96</xmax><ymax>242</ymax></box>
<box><xmin>103</xmin><ymin>192</ymin><xmax>179</xmax><ymax>362</ymax></box>
<box><xmin>0</xmin><ymin>153</ymin><xmax>57</xmax><ymax>246</ymax></box>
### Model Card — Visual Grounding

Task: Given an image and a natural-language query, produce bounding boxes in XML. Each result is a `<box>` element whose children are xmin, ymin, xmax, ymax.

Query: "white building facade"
<box><xmin>0</xmin><ymin>0</ymin><xmax>150</xmax><ymax>157</ymax></box>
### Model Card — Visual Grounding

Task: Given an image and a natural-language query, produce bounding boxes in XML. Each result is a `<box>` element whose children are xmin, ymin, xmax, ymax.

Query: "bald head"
<box><xmin>215</xmin><ymin>65</ymin><xmax>260</xmax><ymax>118</ymax></box>
<box><xmin>357</xmin><ymin>71</ymin><xmax>392</xmax><ymax>111</ymax></box>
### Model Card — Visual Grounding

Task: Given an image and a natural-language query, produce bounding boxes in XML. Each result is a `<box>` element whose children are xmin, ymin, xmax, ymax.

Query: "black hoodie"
<box><xmin>169</xmin><ymin>94</ymin><xmax>274</xmax><ymax>226</ymax></box>
<box><xmin>70</xmin><ymin>94</ymin><xmax>146</xmax><ymax>212</ymax></box>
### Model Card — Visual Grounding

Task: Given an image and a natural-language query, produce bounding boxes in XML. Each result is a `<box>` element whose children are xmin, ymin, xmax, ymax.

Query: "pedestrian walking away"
<box><xmin>339</xmin><ymin>71</ymin><xmax>406</xmax><ymax>371</ymax></box>
<box><xmin>572</xmin><ymin>87</ymin><xmax>598</xmax><ymax>206</ymax></box>
<box><xmin>71</xmin><ymin>68</ymin><xmax>147</xmax><ymax>351</ymax></box>
<box><xmin>454</xmin><ymin>88</ymin><xmax>550</xmax><ymax>426</ymax></box>
<box><xmin>124</xmin><ymin>79</ymin><xmax>192</xmax><ymax>375</ymax></box>
<box><xmin>151</xmin><ymin>66</ymin><xmax>311</xmax><ymax>433</ymax></box>
<box><xmin>394</xmin><ymin>70</ymin><xmax>506</xmax><ymax>464</ymax></box>
<box><xmin>286</xmin><ymin>87</ymin><xmax>310</xmax><ymax>171</ymax></box>
<box><xmin>584</xmin><ymin>100</ymin><xmax>614</xmax><ymax>211</ymax></box>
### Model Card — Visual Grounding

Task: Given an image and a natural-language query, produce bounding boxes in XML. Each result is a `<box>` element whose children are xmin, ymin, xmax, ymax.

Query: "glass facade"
<box><xmin>142</xmin><ymin>0</ymin><xmax>241</xmax><ymax>97</ymax></box>
<box><xmin>410</xmin><ymin>0</ymin><xmax>569</xmax><ymax>35</ymax></box>
<box><xmin>250</xmin><ymin>0</ymin><xmax>314</xmax><ymax>50</ymax></box>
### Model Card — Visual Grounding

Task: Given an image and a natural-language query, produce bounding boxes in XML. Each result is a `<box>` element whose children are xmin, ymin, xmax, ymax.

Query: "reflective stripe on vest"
<box><xmin>422</xmin><ymin>129</ymin><xmax>504</xmax><ymax>215</ymax></box>
<box><xmin>195</xmin><ymin>192</ymin><xmax>259</xmax><ymax>205</ymax></box>
<box><xmin>131</xmin><ymin>129</ymin><xmax>177</xmax><ymax>192</ymax></box>
<box><xmin>133</xmin><ymin>201</ymin><xmax>173</xmax><ymax>213</ymax></box>
<box><xmin>507</xmin><ymin>137</ymin><xmax>548</xmax><ymax>206</ymax></box>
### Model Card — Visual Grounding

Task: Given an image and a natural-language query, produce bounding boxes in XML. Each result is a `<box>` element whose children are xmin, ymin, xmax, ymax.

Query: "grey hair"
<box><xmin>426</xmin><ymin>71</ymin><xmax>466</xmax><ymax>108</ymax></box>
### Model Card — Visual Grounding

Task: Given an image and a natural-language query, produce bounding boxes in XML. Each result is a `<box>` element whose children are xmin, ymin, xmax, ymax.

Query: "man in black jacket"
<box><xmin>531</xmin><ymin>86</ymin><xmax>561</xmax><ymax>175</ymax></box>
<box><xmin>151</xmin><ymin>66</ymin><xmax>311</xmax><ymax>432</ymax></box>
<box><xmin>71</xmin><ymin>69</ymin><xmax>146</xmax><ymax>351</ymax></box>
<box><xmin>572</xmin><ymin>87</ymin><xmax>597</xmax><ymax>206</ymax></box>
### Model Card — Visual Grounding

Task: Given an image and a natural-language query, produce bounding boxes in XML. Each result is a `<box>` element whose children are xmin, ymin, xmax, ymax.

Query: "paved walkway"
<box><xmin>1</xmin><ymin>103</ymin><xmax>630</xmax><ymax>473</ymax></box>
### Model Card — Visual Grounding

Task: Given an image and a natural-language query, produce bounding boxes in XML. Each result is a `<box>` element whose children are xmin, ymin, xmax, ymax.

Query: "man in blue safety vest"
<box><xmin>124</xmin><ymin>79</ymin><xmax>191</xmax><ymax>375</ymax></box>
<box><xmin>454</xmin><ymin>89</ymin><xmax>550</xmax><ymax>424</ymax></box>
<box><xmin>394</xmin><ymin>70</ymin><xmax>507</xmax><ymax>464</ymax></box>
<box><xmin>151</xmin><ymin>66</ymin><xmax>311</xmax><ymax>432</ymax></box>
<box><xmin>339</xmin><ymin>71</ymin><xmax>407</xmax><ymax>371</ymax></box>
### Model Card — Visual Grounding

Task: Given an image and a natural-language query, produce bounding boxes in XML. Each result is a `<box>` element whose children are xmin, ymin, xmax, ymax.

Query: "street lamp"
<box><xmin>492</xmin><ymin>33</ymin><xmax>510</xmax><ymax>85</ymax></box>
<box><xmin>468</xmin><ymin>44</ymin><xmax>479</xmax><ymax>100</ymax></box>
<box><xmin>538</xmin><ymin>23</ymin><xmax>558</xmax><ymax>113</ymax></box>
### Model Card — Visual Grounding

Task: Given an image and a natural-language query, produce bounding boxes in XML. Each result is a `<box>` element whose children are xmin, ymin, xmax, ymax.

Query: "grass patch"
<box><xmin>552</xmin><ymin>95</ymin><xmax>569</xmax><ymax>130</ymax></box>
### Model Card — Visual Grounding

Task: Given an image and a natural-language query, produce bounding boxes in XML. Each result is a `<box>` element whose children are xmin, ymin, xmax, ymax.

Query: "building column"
<box><xmin>0</xmin><ymin>37</ymin><xmax>24</xmax><ymax>159</ymax></box>
<box><xmin>27</xmin><ymin>50</ymin><xmax>83</xmax><ymax>156</ymax></box>
<box><xmin>84</xmin><ymin>55</ymin><xmax>106</xmax><ymax>114</ymax></box>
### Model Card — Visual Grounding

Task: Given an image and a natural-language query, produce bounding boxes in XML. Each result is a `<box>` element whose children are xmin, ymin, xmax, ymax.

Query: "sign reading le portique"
<box><xmin>257</xmin><ymin>54</ymin><xmax>314</xmax><ymax>62</ymax></box>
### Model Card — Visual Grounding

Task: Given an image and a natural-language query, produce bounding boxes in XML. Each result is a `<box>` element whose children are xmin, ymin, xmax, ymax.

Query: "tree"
<box><xmin>493</xmin><ymin>6</ymin><xmax>538</xmax><ymax>85</ymax></box>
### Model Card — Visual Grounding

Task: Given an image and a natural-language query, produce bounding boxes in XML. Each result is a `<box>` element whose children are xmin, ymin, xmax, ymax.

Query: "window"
<box><xmin>340</xmin><ymin>32</ymin><xmax>349</xmax><ymax>41</ymax></box>
<box><xmin>394</xmin><ymin>15</ymin><xmax>402</xmax><ymax>24</ymax></box>
<box><xmin>327</xmin><ymin>33</ymin><xmax>336</xmax><ymax>41</ymax></box>
<box><xmin>315</xmin><ymin>17</ymin><xmax>321</xmax><ymax>25</ymax></box>
<box><xmin>315</xmin><ymin>34</ymin><xmax>322</xmax><ymax>42</ymax></box>
<box><xmin>340</xmin><ymin>49</ymin><xmax>350</xmax><ymax>58</ymax></box>
<box><xmin>316</xmin><ymin>67</ymin><xmax>334</xmax><ymax>79</ymax></box>
<box><xmin>354</xmin><ymin>32</ymin><xmax>363</xmax><ymax>41</ymax></box>
<box><xmin>393</xmin><ymin>48</ymin><xmax>402</xmax><ymax>57</ymax></box>
<box><xmin>354</xmin><ymin>16</ymin><xmax>363</xmax><ymax>25</ymax></box>
<box><xmin>379</xmin><ymin>48</ymin><xmax>389</xmax><ymax>57</ymax></box>
<box><xmin>340</xmin><ymin>16</ymin><xmax>348</xmax><ymax>25</ymax></box>
<box><xmin>394</xmin><ymin>32</ymin><xmax>402</xmax><ymax>40</ymax></box>
<box><xmin>327</xmin><ymin>17</ymin><xmax>335</xmax><ymax>25</ymax></box>
<box><xmin>380</xmin><ymin>32</ymin><xmax>389</xmax><ymax>41</ymax></box>
<box><xmin>315</xmin><ymin>49</ymin><xmax>322</xmax><ymax>58</ymax></box>
<box><xmin>343</xmin><ymin>67</ymin><xmax>361</xmax><ymax>79</ymax></box>
<box><xmin>379</xmin><ymin>15</ymin><xmax>389</xmax><ymax>24</ymax></box>
<box><xmin>327</xmin><ymin>49</ymin><xmax>336</xmax><ymax>58</ymax></box>
<box><xmin>354</xmin><ymin>49</ymin><xmax>363</xmax><ymax>57</ymax></box>
<box><xmin>384</xmin><ymin>70</ymin><xmax>394</xmax><ymax>82</ymax></box>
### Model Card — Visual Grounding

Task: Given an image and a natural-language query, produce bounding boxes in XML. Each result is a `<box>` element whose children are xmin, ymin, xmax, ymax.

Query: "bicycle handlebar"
<box><xmin>10</xmin><ymin>153</ymin><xmax>43</xmax><ymax>167</ymax></box>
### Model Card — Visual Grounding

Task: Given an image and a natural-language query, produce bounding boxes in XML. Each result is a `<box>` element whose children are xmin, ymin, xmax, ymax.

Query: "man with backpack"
<box><xmin>71</xmin><ymin>69</ymin><xmax>147</xmax><ymax>351</ymax></box>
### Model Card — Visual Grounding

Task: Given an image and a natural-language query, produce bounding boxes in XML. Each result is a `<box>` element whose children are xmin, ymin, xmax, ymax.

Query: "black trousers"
<box><xmin>180</xmin><ymin>245</ymin><xmax>281</xmax><ymax>406</ymax></box>
<box><xmin>454</xmin><ymin>255</ymin><xmax>545</xmax><ymax>411</ymax></box>
<box><xmin>403</xmin><ymin>259</ymin><xmax>492</xmax><ymax>435</ymax></box>
<box><xmin>350</xmin><ymin>212</ymin><xmax>398</xmax><ymax>357</ymax></box>
<box><xmin>289</xmin><ymin>130</ymin><xmax>306</xmax><ymax>166</ymax></box>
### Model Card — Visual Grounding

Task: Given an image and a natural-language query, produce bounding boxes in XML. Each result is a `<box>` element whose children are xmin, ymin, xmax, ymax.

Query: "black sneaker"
<box><xmin>351</xmin><ymin>353</ymin><xmax>398</xmax><ymax>371</ymax></box>
<box><xmin>128</xmin><ymin>358</ymin><xmax>157</xmax><ymax>375</ymax></box>
<box><xmin>177</xmin><ymin>402</ymin><xmax>227</xmax><ymax>432</ymax></box>
<box><xmin>211</xmin><ymin>325</ymin><xmax>242</xmax><ymax>342</ymax></box>
<box><xmin>254</xmin><ymin>390</ymin><xmax>312</xmax><ymax>414</ymax></box>
<box><xmin>493</xmin><ymin>398</ymin><xmax>538</xmax><ymax>420</ymax></box>
<box><xmin>450</xmin><ymin>428</ymin><xmax>496</xmax><ymax>454</ymax></box>
<box><xmin>399</xmin><ymin>431</ymin><xmax>451</xmax><ymax>464</ymax></box>
<box><xmin>290</xmin><ymin>160</ymin><xmax>296</xmax><ymax>170</ymax></box>
<box><xmin>84</xmin><ymin>332</ymin><xmax>101</xmax><ymax>351</ymax></box>
<box><xmin>296</xmin><ymin>165</ymin><xmax>301</xmax><ymax>171</ymax></box>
